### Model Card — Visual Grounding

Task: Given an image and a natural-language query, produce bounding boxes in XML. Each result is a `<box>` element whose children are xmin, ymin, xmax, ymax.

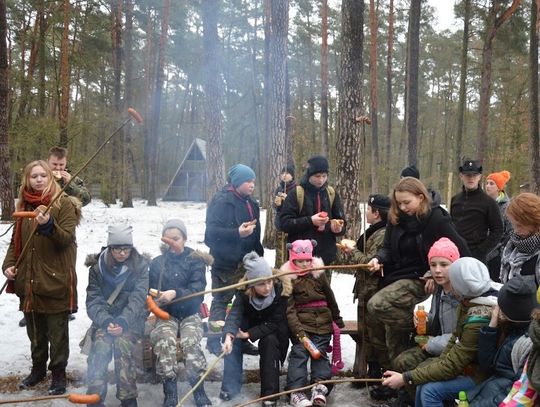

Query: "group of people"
<box><xmin>3</xmin><ymin>150</ymin><xmax>540</xmax><ymax>407</ymax></box>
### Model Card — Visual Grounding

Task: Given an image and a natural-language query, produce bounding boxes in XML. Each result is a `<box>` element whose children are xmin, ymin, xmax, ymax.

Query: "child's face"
<box><xmin>236</xmin><ymin>180</ymin><xmax>255</xmax><ymax>196</ymax></box>
<box><xmin>429</xmin><ymin>256</ymin><xmax>452</xmax><ymax>288</ymax></box>
<box><xmin>253</xmin><ymin>279</ymin><xmax>273</xmax><ymax>297</ymax></box>
<box><xmin>308</xmin><ymin>173</ymin><xmax>328</xmax><ymax>188</ymax></box>
<box><xmin>280</xmin><ymin>172</ymin><xmax>293</xmax><ymax>183</ymax></box>
<box><xmin>293</xmin><ymin>258</ymin><xmax>312</xmax><ymax>270</ymax></box>
<box><xmin>365</xmin><ymin>205</ymin><xmax>379</xmax><ymax>225</ymax></box>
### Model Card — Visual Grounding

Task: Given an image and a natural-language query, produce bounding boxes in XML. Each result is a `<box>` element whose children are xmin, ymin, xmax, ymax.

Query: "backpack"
<box><xmin>296</xmin><ymin>185</ymin><xmax>335</xmax><ymax>213</ymax></box>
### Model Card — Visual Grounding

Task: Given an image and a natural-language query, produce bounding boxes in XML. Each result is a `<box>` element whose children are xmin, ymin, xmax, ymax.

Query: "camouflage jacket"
<box><xmin>61</xmin><ymin>175</ymin><xmax>91</xmax><ymax>206</ymax></box>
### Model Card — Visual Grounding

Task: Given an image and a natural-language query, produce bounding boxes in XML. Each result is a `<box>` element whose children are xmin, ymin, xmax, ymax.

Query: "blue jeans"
<box><xmin>286</xmin><ymin>334</ymin><xmax>332</xmax><ymax>390</ymax></box>
<box><xmin>415</xmin><ymin>376</ymin><xmax>475</xmax><ymax>407</ymax></box>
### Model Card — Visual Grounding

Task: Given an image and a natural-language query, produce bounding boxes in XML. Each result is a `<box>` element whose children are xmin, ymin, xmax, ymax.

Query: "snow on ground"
<box><xmin>0</xmin><ymin>199</ymin><xmax>376</xmax><ymax>406</ymax></box>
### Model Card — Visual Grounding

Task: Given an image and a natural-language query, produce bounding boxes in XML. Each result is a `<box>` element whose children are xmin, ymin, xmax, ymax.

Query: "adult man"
<box><xmin>204</xmin><ymin>164</ymin><xmax>263</xmax><ymax>356</ymax></box>
<box><xmin>450</xmin><ymin>159</ymin><xmax>503</xmax><ymax>263</ymax></box>
<box><xmin>279</xmin><ymin>155</ymin><xmax>346</xmax><ymax>277</ymax></box>
<box><xmin>48</xmin><ymin>147</ymin><xmax>91</xmax><ymax>207</ymax></box>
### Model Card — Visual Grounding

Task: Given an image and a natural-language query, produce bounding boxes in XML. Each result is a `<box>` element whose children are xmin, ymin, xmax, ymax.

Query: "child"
<box><xmin>85</xmin><ymin>225</ymin><xmax>149</xmax><ymax>407</ymax></box>
<box><xmin>390</xmin><ymin>237</ymin><xmax>462</xmax><ymax>405</ymax></box>
<box><xmin>282</xmin><ymin>239</ymin><xmax>344</xmax><ymax>407</ymax></box>
<box><xmin>220</xmin><ymin>252</ymin><xmax>291</xmax><ymax>406</ymax></box>
<box><xmin>273</xmin><ymin>164</ymin><xmax>297</xmax><ymax>266</ymax></box>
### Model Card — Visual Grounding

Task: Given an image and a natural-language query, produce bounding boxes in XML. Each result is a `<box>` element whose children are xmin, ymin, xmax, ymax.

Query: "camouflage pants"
<box><xmin>366</xmin><ymin>279</ymin><xmax>428</xmax><ymax>370</ymax></box>
<box><xmin>394</xmin><ymin>346</ymin><xmax>435</xmax><ymax>400</ymax></box>
<box><xmin>150</xmin><ymin>314</ymin><xmax>206</xmax><ymax>380</ymax></box>
<box><xmin>354</xmin><ymin>271</ymin><xmax>381</xmax><ymax>364</ymax></box>
<box><xmin>209</xmin><ymin>263</ymin><xmax>245</xmax><ymax>322</ymax></box>
<box><xmin>86</xmin><ymin>329</ymin><xmax>138</xmax><ymax>402</ymax></box>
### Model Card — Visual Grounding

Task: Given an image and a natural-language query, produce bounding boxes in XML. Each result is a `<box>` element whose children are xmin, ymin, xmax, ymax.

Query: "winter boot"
<box><xmin>206</xmin><ymin>336</ymin><xmax>222</xmax><ymax>356</ymax></box>
<box><xmin>19</xmin><ymin>365</ymin><xmax>46</xmax><ymax>389</ymax></box>
<box><xmin>120</xmin><ymin>399</ymin><xmax>138</xmax><ymax>407</ymax></box>
<box><xmin>189</xmin><ymin>376</ymin><xmax>212</xmax><ymax>407</ymax></box>
<box><xmin>311</xmin><ymin>384</ymin><xmax>328</xmax><ymax>406</ymax></box>
<box><xmin>290</xmin><ymin>392</ymin><xmax>312</xmax><ymax>407</ymax></box>
<box><xmin>242</xmin><ymin>341</ymin><xmax>259</xmax><ymax>355</ymax></box>
<box><xmin>369</xmin><ymin>384</ymin><xmax>398</xmax><ymax>401</ymax></box>
<box><xmin>48</xmin><ymin>368</ymin><xmax>66</xmax><ymax>395</ymax></box>
<box><xmin>162</xmin><ymin>378</ymin><xmax>178</xmax><ymax>407</ymax></box>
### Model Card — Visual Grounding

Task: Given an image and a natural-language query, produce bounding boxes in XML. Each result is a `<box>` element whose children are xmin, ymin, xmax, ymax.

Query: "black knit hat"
<box><xmin>459</xmin><ymin>158</ymin><xmax>482</xmax><ymax>174</ymax></box>
<box><xmin>498</xmin><ymin>275</ymin><xmax>537</xmax><ymax>322</ymax></box>
<box><xmin>368</xmin><ymin>194</ymin><xmax>390</xmax><ymax>211</ymax></box>
<box><xmin>281</xmin><ymin>163</ymin><xmax>295</xmax><ymax>178</ymax></box>
<box><xmin>306</xmin><ymin>155</ymin><xmax>329</xmax><ymax>177</ymax></box>
<box><xmin>401</xmin><ymin>165</ymin><xmax>420</xmax><ymax>179</ymax></box>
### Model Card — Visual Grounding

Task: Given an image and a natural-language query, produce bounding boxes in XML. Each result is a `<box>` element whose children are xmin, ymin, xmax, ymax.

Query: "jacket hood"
<box><xmin>281</xmin><ymin>256</ymin><xmax>325</xmax><ymax>280</ymax></box>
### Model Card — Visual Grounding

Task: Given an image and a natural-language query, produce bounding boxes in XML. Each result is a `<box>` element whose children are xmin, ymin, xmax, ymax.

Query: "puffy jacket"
<box><xmin>283</xmin><ymin>257</ymin><xmax>344</xmax><ymax>338</ymax></box>
<box><xmin>85</xmin><ymin>248</ymin><xmax>149</xmax><ymax>336</ymax></box>
<box><xmin>3</xmin><ymin>194</ymin><xmax>80</xmax><ymax>313</ymax></box>
<box><xmin>424</xmin><ymin>287</ymin><xmax>460</xmax><ymax>356</ymax></box>
<box><xmin>149</xmin><ymin>248</ymin><xmax>212</xmax><ymax>320</ymax></box>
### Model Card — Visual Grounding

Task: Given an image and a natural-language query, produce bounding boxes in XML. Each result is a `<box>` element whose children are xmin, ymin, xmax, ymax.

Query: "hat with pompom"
<box><xmin>487</xmin><ymin>170</ymin><xmax>511</xmax><ymax>191</ymax></box>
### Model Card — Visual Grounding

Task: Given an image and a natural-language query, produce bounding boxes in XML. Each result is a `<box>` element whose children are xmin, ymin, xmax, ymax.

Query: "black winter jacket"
<box><xmin>204</xmin><ymin>185</ymin><xmax>263</xmax><ymax>270</ymax></box>
<box><xmin>375</xmin><ymin>206</ymin><xmax>470</xmax><ymax>285</ymax></box>
<box><xmin>149</xmin><ymin>248</ymin><xmax>212</xmax><ymax>321</ymax></box>
<box><xmin>278</xmin><ymin>177</ymin><xmax>346</xmax><ymax>265</ymax></box>
<box><xmin>450</xmin><ymin>187</ymin><xmax>504</xmax><ymax>262</ymax></box>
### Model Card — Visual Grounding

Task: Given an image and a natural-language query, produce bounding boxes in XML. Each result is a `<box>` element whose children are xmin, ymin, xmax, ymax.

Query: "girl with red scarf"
<box><xmin>2</xmin><ymin>160</ymin><xmax>80</xmax><ymax>396</ymax></box>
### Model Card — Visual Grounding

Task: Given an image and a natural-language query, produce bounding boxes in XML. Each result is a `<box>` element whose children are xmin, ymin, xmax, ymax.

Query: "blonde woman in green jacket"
<box><xmin>382</xmin><ymin>257</ymin><xmax>498</xmax><ymax>407</ymax></box>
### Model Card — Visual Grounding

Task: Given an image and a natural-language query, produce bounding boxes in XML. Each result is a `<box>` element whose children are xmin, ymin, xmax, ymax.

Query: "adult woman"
<box><xmin>366</xmin><ymin>177</ymin><xmax>469</xmax><ymax>391</ymax></box>
<box><xmin>149</xmin><ymin>219</ymin><xmax>212</xmax><ymax>407</ymax></box>
<box><xmin>2</xmin><ymin>160</ymin><xmax>80</xmax><ymax>395</ymax></box>
<box><xmin>85</xmin><ymin>225</ymin><xmax>149</xmax><ymax>407</ymax></box>
<box><xmin>500</xmin><ymin>192</ymin><xmax>540</xmax><ymax>285</ymax></box>
<box><xmin>485</xmin><ymin>170</ymin><xmax>512</xmax><ymax>281</ymax></box>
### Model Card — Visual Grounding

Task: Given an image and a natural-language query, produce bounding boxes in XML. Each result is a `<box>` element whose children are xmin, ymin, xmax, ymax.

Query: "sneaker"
<box><xmin>262</xmin><ymin>401</ymin><xmax>277</xmax><ymax>407</ymax></box>
<box><xmin>219</xmin><ymin>390</ymin><xmax>232</xmax><ymax>401</ymax></box>
<box><xmin>311</xmin><ymin>384</ymin><xmax>328</xmax><ymax>406</ymax></box>
<box><xmin>290</xmin><ymin>392</ymin><xmax>312</xmax><ymax>407</ymax></box>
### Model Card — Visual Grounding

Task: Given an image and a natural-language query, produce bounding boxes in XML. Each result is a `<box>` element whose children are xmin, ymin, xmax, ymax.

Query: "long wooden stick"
<box><xmin>234</xmin><ymin>378</ymin><xmax>384</xmax><ymax>407</ymax></box>
<box><xmin>0</xmin><ymin>108</ymin><xmax>142</xmax><ymax>295</ymax></box>
<box><xmin>169</xmin><ymin>263</ymin><xmax>374</xmax><ymax>305</ymax></box>
<box><xmin>0</xmin><ymin>392</ymin><xmax>100</xmax><ymax>405</ymax></box>
<box><xmin>177</xmin><ymin>351</ymin><xmax>227</xmax><ymax>406</ymax></box>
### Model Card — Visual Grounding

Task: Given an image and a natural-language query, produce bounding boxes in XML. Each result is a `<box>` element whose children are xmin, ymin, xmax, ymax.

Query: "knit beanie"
<box><xmin>281</xmin><ymin>163</ymin><xmax>295</xmax><ymax>178</ymax></box>
<box><xmin>228</xmin><ymin>164</ymin><xmax>256</xmax><ymax>188</ymax></box>
<box><xmin>162</xmin><ymin>218</ymin><xmax>187</xmax><ymax>240</ymax></box>
<box><xmin>306</xmin><ymin>155</ymin><xmax>329</xmax><ymax>177</ymax></box>
<box><xmin>107</xmin><ymin>224</ymin><xmax>133</xmax><ymax>247</ymax></box>
<box><xmin>288</xmin><ymin>239</ymin><xmax>317</xmax><ymax>275</ymax></box>
<box><xmin>487</xmin><ymin>170</ymin><xmax>511</xmax><ymax>191</ymax></box>
<box><xmin>498</xmin><ymin>275</ymin><xmax>537</xmax><ymax>322</ymax></box>
<box><xmin>428</xmin><ymin>237</ymin><xmax>460</xmax><ymax>263</ymax></box>
<box><xmin>401</xmin><ymin>164</ymin><xmax>420</xmax><ymax>179</ymax></box>
<box><xmin>449</xmin><ymin>257</ymin><xmax>491</xmax><ymax>298</ymax></box>
<box><xmin>243</xmin><ymin>251</ymin><xmax>272</xmax><ymax>286</ymax></box>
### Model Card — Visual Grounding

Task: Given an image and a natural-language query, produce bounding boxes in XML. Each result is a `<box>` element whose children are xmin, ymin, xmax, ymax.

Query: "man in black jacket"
<box><xmin>450</xmin><ymin>159</ymin><xmax>503</xmax><ymax>264</ymax></box>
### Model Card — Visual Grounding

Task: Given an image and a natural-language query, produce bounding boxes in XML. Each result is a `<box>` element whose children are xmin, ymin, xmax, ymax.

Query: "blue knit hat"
<box><xmin>228</xmin><ymin>164</ymin><xmax>256</xmax><ymax>187</ymax></box>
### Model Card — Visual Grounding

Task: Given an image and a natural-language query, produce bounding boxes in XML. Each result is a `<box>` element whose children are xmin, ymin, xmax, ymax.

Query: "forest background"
<box><xmin>0</xmin><ymin>0</ymin><xmax>539</xmax><ymax>246</ymax></box>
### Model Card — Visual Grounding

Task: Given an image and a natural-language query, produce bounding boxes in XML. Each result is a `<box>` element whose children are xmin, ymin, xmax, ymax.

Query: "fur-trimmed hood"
<box><xmin>280</xmin><ymin>256</ymin><xmax>325</xmax><ymax>280</ymax></box>
<box><xmin>159</xmin><ymin>244</ymin><xmax>214</xmax><ymax>267</ymax></box>
<box><xmin>236</xmin><ymin>266</ymin><xmax>293</xmax><ymax>297</ymax></box>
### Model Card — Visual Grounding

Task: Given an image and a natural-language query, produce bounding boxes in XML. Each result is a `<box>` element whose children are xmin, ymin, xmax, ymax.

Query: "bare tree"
<box><xmin>456</xmin><ymin>0</ymin><xmax>471</xmax><ymax>170</ymax></box>
<box><xmin>0</xmin><ymin>0</ymin><xmax>14</xmax><ymax>220</ymax></box>
<box><xmin>122</xmin><ymin>0</ymin><xmax>134</xmax><ymax>207</ymax></box>
<box><xmin>202</xmin><ymin>0</ymin><xmax>225</xmax><ymax>200</ymax></box>
<box><xmin>406</xmin><ymin>0</ymin><xmax>421</xmax><ymax>166</ymax></box>
<box><xmin>476</xmin><ymin>0</ymin><xmax>521</xmax><ymax>160</ymax></box>
<box><xmin>321</xmin><ymin>0</ymin><xmax>329</xmax><ymax>155</ymax></box>
<box><xmin>385</xmin><ymin>0</ymin><xmax>394</xmax><ymax>189</ymax></box>
<box><xmin>58</xmin><ymin>0</ymin><xmax>70</xmax><ymax>146</ymax></box>
<box><xmin>369</xmin><ymin>0</ymin><xmax>379</xmax><ymax>191</ymax></box>
<box><xmin>530</xmin><ymin>0</ymin><xmax>540</xmax><ymax>193</ymax></box>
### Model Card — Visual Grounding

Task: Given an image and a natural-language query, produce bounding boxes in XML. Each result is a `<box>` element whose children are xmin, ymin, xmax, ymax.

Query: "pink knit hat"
<box><xmin>428</xmin><ymin>237</ymin><xmax>460</xmax><ymax>262</ymax></box>
<box><xmin>288</xmin><ymin>239</ymin><xmax>316</xmax><ymax>275</ymax></box>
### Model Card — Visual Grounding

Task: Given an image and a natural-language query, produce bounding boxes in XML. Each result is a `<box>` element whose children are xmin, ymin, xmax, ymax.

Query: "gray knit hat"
<box><xmin>243</xmin><ymin>251</ymin><xmax>272</xmax><ymax>286</ymax></box>
<box><xmin>449</xmin><ymin>257</ymin><xmax>491</xmax><ymax>298</ymax></box>
<box><xmin>162</xmin><ymin>218</ymin><xmax>187</xmax><ymax>240</ymax></box>
<box><xmin>107</xmin><ymin>224</ymin><xmax>133</xmax><ymax>247</ymax></box>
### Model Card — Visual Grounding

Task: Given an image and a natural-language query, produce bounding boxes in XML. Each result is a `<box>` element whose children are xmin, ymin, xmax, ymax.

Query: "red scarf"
<box><xmin>14</xmin><ymin>190</ymin><xmax>52</xmax><ymax>258</ymax></box>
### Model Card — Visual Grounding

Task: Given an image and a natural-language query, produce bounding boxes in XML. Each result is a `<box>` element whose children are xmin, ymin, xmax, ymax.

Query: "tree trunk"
<box><xmin>321</xmin><ymin>0</ymin><xmax>329</xmax><ymax>156</ymax></box>
<box><xmin>58</xmin><ymin>0</ymin><xmax>70</xmax><ymax>146</ymax></box>
<box><xmin>530</xmin><ymin>0</ymin><xmax>540</xmax><ymax>193</ymax></box>
<box><xmin>369</xmin><ymin>0</ymin><xmax>379</xmax><ymax>191</ymax></box>
<box><xmin>263</xmin><ymin>0</ymin><xmax>289</xmax><ymax>249</ymax></box>
<box><xmin>0</xmin><ymin>0</ymin><xmax>14</xmax><ymax>220</ymax></box>
<box><xmin>38</xmin><ymin>0</ymin><xmax>47</xmax><ymax>116</ymax></box>
<box><xmin>456</xmin><ymin>0</ymin><xmax>470</xmax><ymax>171</ymax></box>
<box><xmin>336</xmin><ymin>0</ymin><xmax>364</xmax><ymax>240</ymax></box>
<box><xmin>476</xmin><ymin>0</ymin><xmax>521</xmax><ymax>161</ymax></box>
<box><xmin>406</xmin><ymin>0</ymin><xmax>421</xmax><ymax>166</ymax></box>
<box><xmin>110</xmin><ymin>0</ymin><xmax>122</xmax><ymax>204</ymax></box>
<box><xmin>202</xmin><ymin>0</ymin><xmax>225</xmax><ymax>201</ymax></box>
<box><xmin>385</xmin><ymin>0</ymin><xmax>394</xmax><ymax>189</ymax></box>
<box><xmin>122</xmin><ymin>0</ymin><xmax>134</xmax><ymax>208</ymax></box>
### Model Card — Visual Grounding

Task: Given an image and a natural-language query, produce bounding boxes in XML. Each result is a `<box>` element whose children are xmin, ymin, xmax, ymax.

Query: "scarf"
<box><xmin>98</xmin><ymin>249</ymin><xmax>130</xmax><ymax>300</ymax></box>
<box><xmin>14</xmin><ymin>190</ymin><xmax>53</xmax><ymax>258</ymax></box>
<box><xmin>249</xmin><ymin>287</ymin><xmax>276</xmax><ymax>311</ymax></box>
<box><xmin>398</xmin><ymin>212</ymin><xmax>425</xmax><ymax>234</ymax></box>
<box><xmin>500</xmin><ymin>233</ymin><xmax>540</xmax><ymax>281</ymax></box>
